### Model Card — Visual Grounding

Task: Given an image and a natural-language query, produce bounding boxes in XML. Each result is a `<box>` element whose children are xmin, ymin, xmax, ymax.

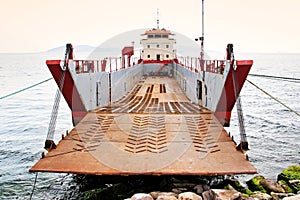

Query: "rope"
<box><xmin>249</xmin><ymin>73</ymin><xmax>300</xmax><ymax>82</ymax></box>
<box><xmin>29</xmin><ymin>172</ymin><xmax>38</xmax><ymax>200</ymax></box>
<box><xmin>247</xmin><ymin>79</ymin><xmax>300</xmax><ymax>117</ymax></box>
<box><xmin>0</xmin><ymin>78</ymin><xmax>53</xmax><ymax>100</ymax></box>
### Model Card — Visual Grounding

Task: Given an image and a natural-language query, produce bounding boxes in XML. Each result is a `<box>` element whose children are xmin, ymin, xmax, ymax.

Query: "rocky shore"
<box><xmin>73</xmin><ymin>165</ymin><xmax>300</xmax><ymax>200</ymax></box>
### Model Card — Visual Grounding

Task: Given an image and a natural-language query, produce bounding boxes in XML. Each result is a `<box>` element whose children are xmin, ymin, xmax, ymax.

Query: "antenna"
<box><xmin>157</xmin><ymin>8</ymin><xmax>160</xmax><ymax>29</ymax></box>
<box><xmin>201</xmin><ymin>0</ymin><xmax>204</xmax><ymax>60</ymax></box>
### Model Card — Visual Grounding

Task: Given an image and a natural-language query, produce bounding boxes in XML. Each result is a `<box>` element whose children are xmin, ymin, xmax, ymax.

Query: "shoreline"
<box><xmin>61</xmin><ymin>165</ymin><xmax>300</xmax><ymax>199</ymax></box>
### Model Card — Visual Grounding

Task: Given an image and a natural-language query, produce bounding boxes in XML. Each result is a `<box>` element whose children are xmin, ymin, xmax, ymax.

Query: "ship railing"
<box><xmin>175</xmin><ymin>56</ymin><xmax>226</xmax><ymax>74</ymax></box>
<box><xmin>74</xmin><ymin>57</ymin><xmax>140</xmax><ymax>74</ymax></box>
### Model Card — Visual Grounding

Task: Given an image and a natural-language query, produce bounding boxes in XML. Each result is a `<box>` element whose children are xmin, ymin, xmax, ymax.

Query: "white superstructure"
<box><xmin>140</xmin><ymin>29</ymin><xmax>176</xmax><ymax>61</ymax></box>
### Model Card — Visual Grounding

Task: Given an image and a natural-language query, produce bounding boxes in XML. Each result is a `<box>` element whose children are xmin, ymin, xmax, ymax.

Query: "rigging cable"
<box><xmin>45</xmin><ymin>44</ymin><xmax>72</xmax><ymax>150</ymax></box>
<box><xmin>29</xmin><ymin>172</ymin><xmax>38</xmax><ymax>200</ymax></box>
<box><xmin>247</xmin><ymin>79</ymin><xmax>300</xmax><ymax>117</ymax></box>
<box><xmin>0</xmin><ymin>78</ymin><xmax>53</xmax><ymax>100</ymax></box>
<box><xmin>249</xmin><ymin>73</ymin><xmax>300</xmax><ymax>83</ymax></box>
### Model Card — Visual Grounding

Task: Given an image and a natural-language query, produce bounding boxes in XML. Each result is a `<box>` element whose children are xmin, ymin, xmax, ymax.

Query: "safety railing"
<box><xmin>74</xmin><ymin>57</ymin><xmax>141</xmax><ymax>74</ymax></box>
<box><xmin>176</xmin><ymin>56</ymin><xmax>226</xmax><ymax>74</ymax></box>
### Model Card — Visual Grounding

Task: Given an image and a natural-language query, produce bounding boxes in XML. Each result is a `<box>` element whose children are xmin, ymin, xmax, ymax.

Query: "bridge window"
<box><xmin>148</xmin><ymin>34</ymin><xmax>154</xmax><ymax>38</ymax></box>
<box><xmin>155</xmin><ymin>34</ymin><xmax>162</xmax><ymax>38</ymax></box>
<box><xmin>162</xmin><ymin>34</ymin><xmax>168</xmax><ymax>38</ymax></box>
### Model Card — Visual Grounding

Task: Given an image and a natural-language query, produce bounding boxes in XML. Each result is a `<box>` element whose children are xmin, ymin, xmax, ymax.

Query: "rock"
<box><xmin>223</xmin><ymin>178</ymin><xmax>252</xmax><ymax>196</ymax></box>
<box><xmin>149</xmin><ymin>191</ymin><xmax>177</xmax><ymax>199</ymax></box>
<box><xmin>193</xmin><ymin>184</ymin><xmax>210</xmax><ymax>194</ymax></box>
<box><xmin>283</xmin><ymin>194</ymin><xmax>300</xmax><ymax>200</ymax></box>
<box><xmin>157</xmin><ymin>196</ymin><xmax>178</xmax><ymax>200</ymax></box>
<box><xmin>250</xmin><ymin>191</ymin><xmax>271</xmax><ymax>200</ymax></box>
<box><xmin>278</xmin><ymin>166</ymin><xmax>300</xmax><ymax>193</ymax></box>
<box><xmin>202</xmin><ymin>189</ymin><xmax>242</xmax><ymax>200</ymax></box>
<box><xmin>213</xmin><ymin>189</ymin><xmax>241</xmax><ymax>200</ymax></box>
<box><xmin>271</xmin><ymin>192</ymin><xmax>296</xmax><ymax>200</ymax></box>
<box><xmin>246</xmin><ymin>175</ymin><xmax>267</xmax><ymax>193</ymax></box>
<box><xmin>260</xmin><ymin>179</ymin><xmax>285</xmax><ymax>193</ymax></box>
<box><xmin>172</xmin><ymin>188</ymin><xmax>189</xmax><ymax>194</ymax></box>
<box><xmin>131</xmin><ymin>193</ymin><xmax>154</xmax><ymax>200</ymax></box>
<box><xmin>178</xmin><ymin>192</ymin><xmax>202</xmax><ymax>200</ymax></box>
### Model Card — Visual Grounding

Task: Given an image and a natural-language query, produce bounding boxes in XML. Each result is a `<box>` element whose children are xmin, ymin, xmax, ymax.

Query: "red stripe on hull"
<box><xmin>46</xmin><ymin>60</ymin><xmax>87</xmax><ymax>125</ymax></box>
<box><xmin>215</xmin><ymin>60</ymin><xmax>253</xmax><ymax>126</ymax></box>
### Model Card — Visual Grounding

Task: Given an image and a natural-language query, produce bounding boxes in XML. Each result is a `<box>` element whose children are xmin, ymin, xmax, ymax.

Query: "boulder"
<box><xmin>246</xmin><ymin>176</ymin><xmax>267</xmax><ymax>193</ymax></box>
<box><xmin>271</xmin><ymin>192</ymin><xmax>296</xmax><ymax>200</ymax></box>
<box><xmin>278</xmin><ymin>166</ymin><xmax>300</xmax><ymax>193</ymax></box>
<box><xmin>282</xmin><ymin>194</ymin><xmax>300</xmax><ymax>200</ymax></box>
<box><xmin>260</xmin><ymin>179</ymin><xmax>285</xmax><ymax>193</ymax></box>
<box><xmin>149</xmin><ymin>191</ymin><xmax>177</xmax><ymax>199</ymax></box>
<box><xmin>157</xmin><ymin>196</ymin><xmax>178</xmax><ymax>200</ymax></box>
<box><xmin>178</xmin><ymin>192</ymin><xmax>202</xmax><ymax>200</ymax></box>
<box><xmin>193</xmin><ymin>184</ymin><xmax>210</xmax><ymax>194</ymax></box>
<box><xmin>223</xmin><ymin>178</ymin><xmax>252</xmax><ymax>196</ymax></box>
<box><xmin>131</xmin><ymin>193</ymin><xmax>154</xmax><ymax>200</ymax></box>
<box><xmin>250</xmin><ymin>191</ymin><xmax>271</xmax><ymax>200</ymax></box>
<box><xmin>202</xmin><ymin>189</ymin><xmax>241</xmax><ymax>200</ymax></box>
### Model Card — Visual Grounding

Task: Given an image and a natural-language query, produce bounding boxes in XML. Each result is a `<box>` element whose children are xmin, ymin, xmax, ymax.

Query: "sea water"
<box><xmin>0</xmin><ymin>52</ymin><xmax>299</xmax><ymax>199</ymax></box>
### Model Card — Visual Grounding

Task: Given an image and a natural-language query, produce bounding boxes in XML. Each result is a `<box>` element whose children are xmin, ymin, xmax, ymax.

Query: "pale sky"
<box><xmin>1</xmin><ymin>0</ymin><xmax>300</xmax><ymax>53</ymax></box>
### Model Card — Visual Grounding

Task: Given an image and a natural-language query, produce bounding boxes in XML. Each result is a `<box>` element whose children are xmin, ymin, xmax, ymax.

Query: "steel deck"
<box><xmin>30</xmin><ymin>76</ymin><xmax>257</xmax><ymax>175</ymax></box>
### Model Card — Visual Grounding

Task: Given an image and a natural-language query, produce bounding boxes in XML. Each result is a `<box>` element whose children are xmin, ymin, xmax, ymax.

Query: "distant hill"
<box><xmin>47</xmin><ymin>45</ymin><xmax>95</xmax><ymax>53</ymax></box>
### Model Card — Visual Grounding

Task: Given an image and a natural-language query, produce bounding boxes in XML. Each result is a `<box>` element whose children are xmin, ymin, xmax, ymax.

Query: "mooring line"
<box><xmin>29</xmin><ymin>172</ymin><xmax>38</xmax><ymax>200</ymax></box>
<box><xmin>247</xmin><ymin>79</ymin><xmax>300</xmax><ymax>117</ymax></box>
<box><xmin>249</xmin><ymin>73</ymin><xmax>300</xmax><ymax>82</ymax></box>
<box><xmin>0</xmin><ymin>78</ymin><xmax>53</xmax><ymax>100</ymax></box>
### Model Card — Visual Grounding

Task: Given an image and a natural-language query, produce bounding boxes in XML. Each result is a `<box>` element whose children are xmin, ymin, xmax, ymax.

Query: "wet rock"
<box><xmin>202</xmin><ymin>189</ymin><xmax>241</xmax><ymax>200</ymax></box>
<box><xmin>246</xmin><ymin>175</ymin><xmax>267</xmax><ymax>193</ymax></box>
<box><xmin>193</xmin><ymin>184</ymin><xmax>210</xmax><ymax>194</ymax></box>
<box><xmin>260</xmin><ymin>179</ymin><xmax>285</xmax><ymax>193</ymax></box>
<box><xmin>172</xmin><ymin>188</ymin><xmax>189</xmax><ymax>194</ymax></box>
<box><xmin>250</xmin><ymin>191</ymin><xmax>271</xmax><ymax>200</ymax></box>
<box><xmin>223</xmin><ymin>178</ymin><xmax>252</xmax><ymax>196</ymax></box>
<box><xmin>178</xmin><ymin>192</ymin><xmax>202</xmax><ymax>200</ymax></box>
<box><xmin>278</xmin><ymin>165</ymin><xmax>300</xmax><ymax>193</ymax></box>
<box><xmin>282</xmin><ymin>194</ymin><xmax>300</xmax><ymax>200</ymax></box>
<box><xmin>270</xmin><ymin>192</ymin><xmax>296</xmax><ymax>200</ymax></box>
<box><xmin>131</xmin><ymin>193</ymin><xmax>154</xmax><ymax>200</ymax></box>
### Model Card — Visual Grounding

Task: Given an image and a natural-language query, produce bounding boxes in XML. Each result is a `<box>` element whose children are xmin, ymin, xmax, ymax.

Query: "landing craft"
<box><xmin>30</xmin><ymin>2</ymin><xmax>256</xmax><ymax>175</ymax></box>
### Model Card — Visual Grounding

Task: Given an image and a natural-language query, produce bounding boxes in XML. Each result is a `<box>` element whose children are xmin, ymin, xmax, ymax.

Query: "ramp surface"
<box><xmin>30</xmin><ymin>76</ymin><xmax>257</xmax><ymax>175</ymax></box>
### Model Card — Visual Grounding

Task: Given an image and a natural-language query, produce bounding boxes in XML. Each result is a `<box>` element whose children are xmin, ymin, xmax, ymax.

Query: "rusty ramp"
<box><xmin>30</xmin><ymin>76</ymin><xmax>257</xmax><ymax>175</ymax></box>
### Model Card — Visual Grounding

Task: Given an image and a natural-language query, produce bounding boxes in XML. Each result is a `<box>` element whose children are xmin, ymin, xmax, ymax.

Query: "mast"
<box><xmin>200</xmin><ymin>0</ymin><xmax>204</xmax><ymax>60</ymax></box>
<box><xmin>157</xmin><ymin>8</ymin><xmax>160</xmax><ymax>29</ymax></box>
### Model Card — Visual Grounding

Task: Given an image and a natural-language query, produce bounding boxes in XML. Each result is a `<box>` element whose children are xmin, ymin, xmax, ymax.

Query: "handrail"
<box><xmin>72</xmin><ymin>56</ymin><xmax>227</xmax><ymax>75</ymax></box>
<box><xmin>175</xmin><ymin>56</ymin><xmax>226</xmax><ymax>74</ymax></box>
<box><xmin>74</xmin><ymin>56</ymin><xmax>140</xmax><ymax>73</ymax></box>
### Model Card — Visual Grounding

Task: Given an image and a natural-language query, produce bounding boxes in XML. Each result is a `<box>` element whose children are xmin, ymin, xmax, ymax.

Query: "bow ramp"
<box><xmin>30</xmin><ymin>76</ymin><xmax>256</xmax><ymax>175</ymax></box>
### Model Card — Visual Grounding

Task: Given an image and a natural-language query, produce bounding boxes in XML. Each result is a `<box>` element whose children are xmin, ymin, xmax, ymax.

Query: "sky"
<box><xmin>1</xmin><ymin>0</ymin><xmax>300</xmax><ymax>53</ymax></box>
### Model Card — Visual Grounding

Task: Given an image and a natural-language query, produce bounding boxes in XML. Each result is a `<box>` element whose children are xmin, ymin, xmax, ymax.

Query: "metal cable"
<box><xmin>0</xmin><ymin>78</ymin><xmax>53</xmax><ymax>100</ymax></box>
<box><xmin>249</xmin><ymin>73</ymin><xmax>300</xmax><ymax>83</ymax></box>
<box><xmin>247</xmin><ymin>79</ymin><xmax>300</xmax><ymax>117</ymax></box>
<box><xmin>29</xmin><ymin>172</ymin><xmax>38</xmax><ymax>200</ymax></box>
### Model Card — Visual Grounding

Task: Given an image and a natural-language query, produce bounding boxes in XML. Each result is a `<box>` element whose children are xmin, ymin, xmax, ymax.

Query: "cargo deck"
<box><xmin>30</xmin><ymin>76</ymin><xmax>256</xmax><ymax>175</ymax></box>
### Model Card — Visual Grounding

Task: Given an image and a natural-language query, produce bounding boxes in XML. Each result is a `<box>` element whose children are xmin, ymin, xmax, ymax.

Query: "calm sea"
<box><xmin>0</xmin><ymin>52</ymin><xmax>299</xmax><ymax>199</ymax></box>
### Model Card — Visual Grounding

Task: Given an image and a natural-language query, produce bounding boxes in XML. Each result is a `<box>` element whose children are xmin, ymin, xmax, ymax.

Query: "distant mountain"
<box><xmin>47</xmin><ymin>45</ymin><xmax>95</xmax><ymax>53</ymax></box>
